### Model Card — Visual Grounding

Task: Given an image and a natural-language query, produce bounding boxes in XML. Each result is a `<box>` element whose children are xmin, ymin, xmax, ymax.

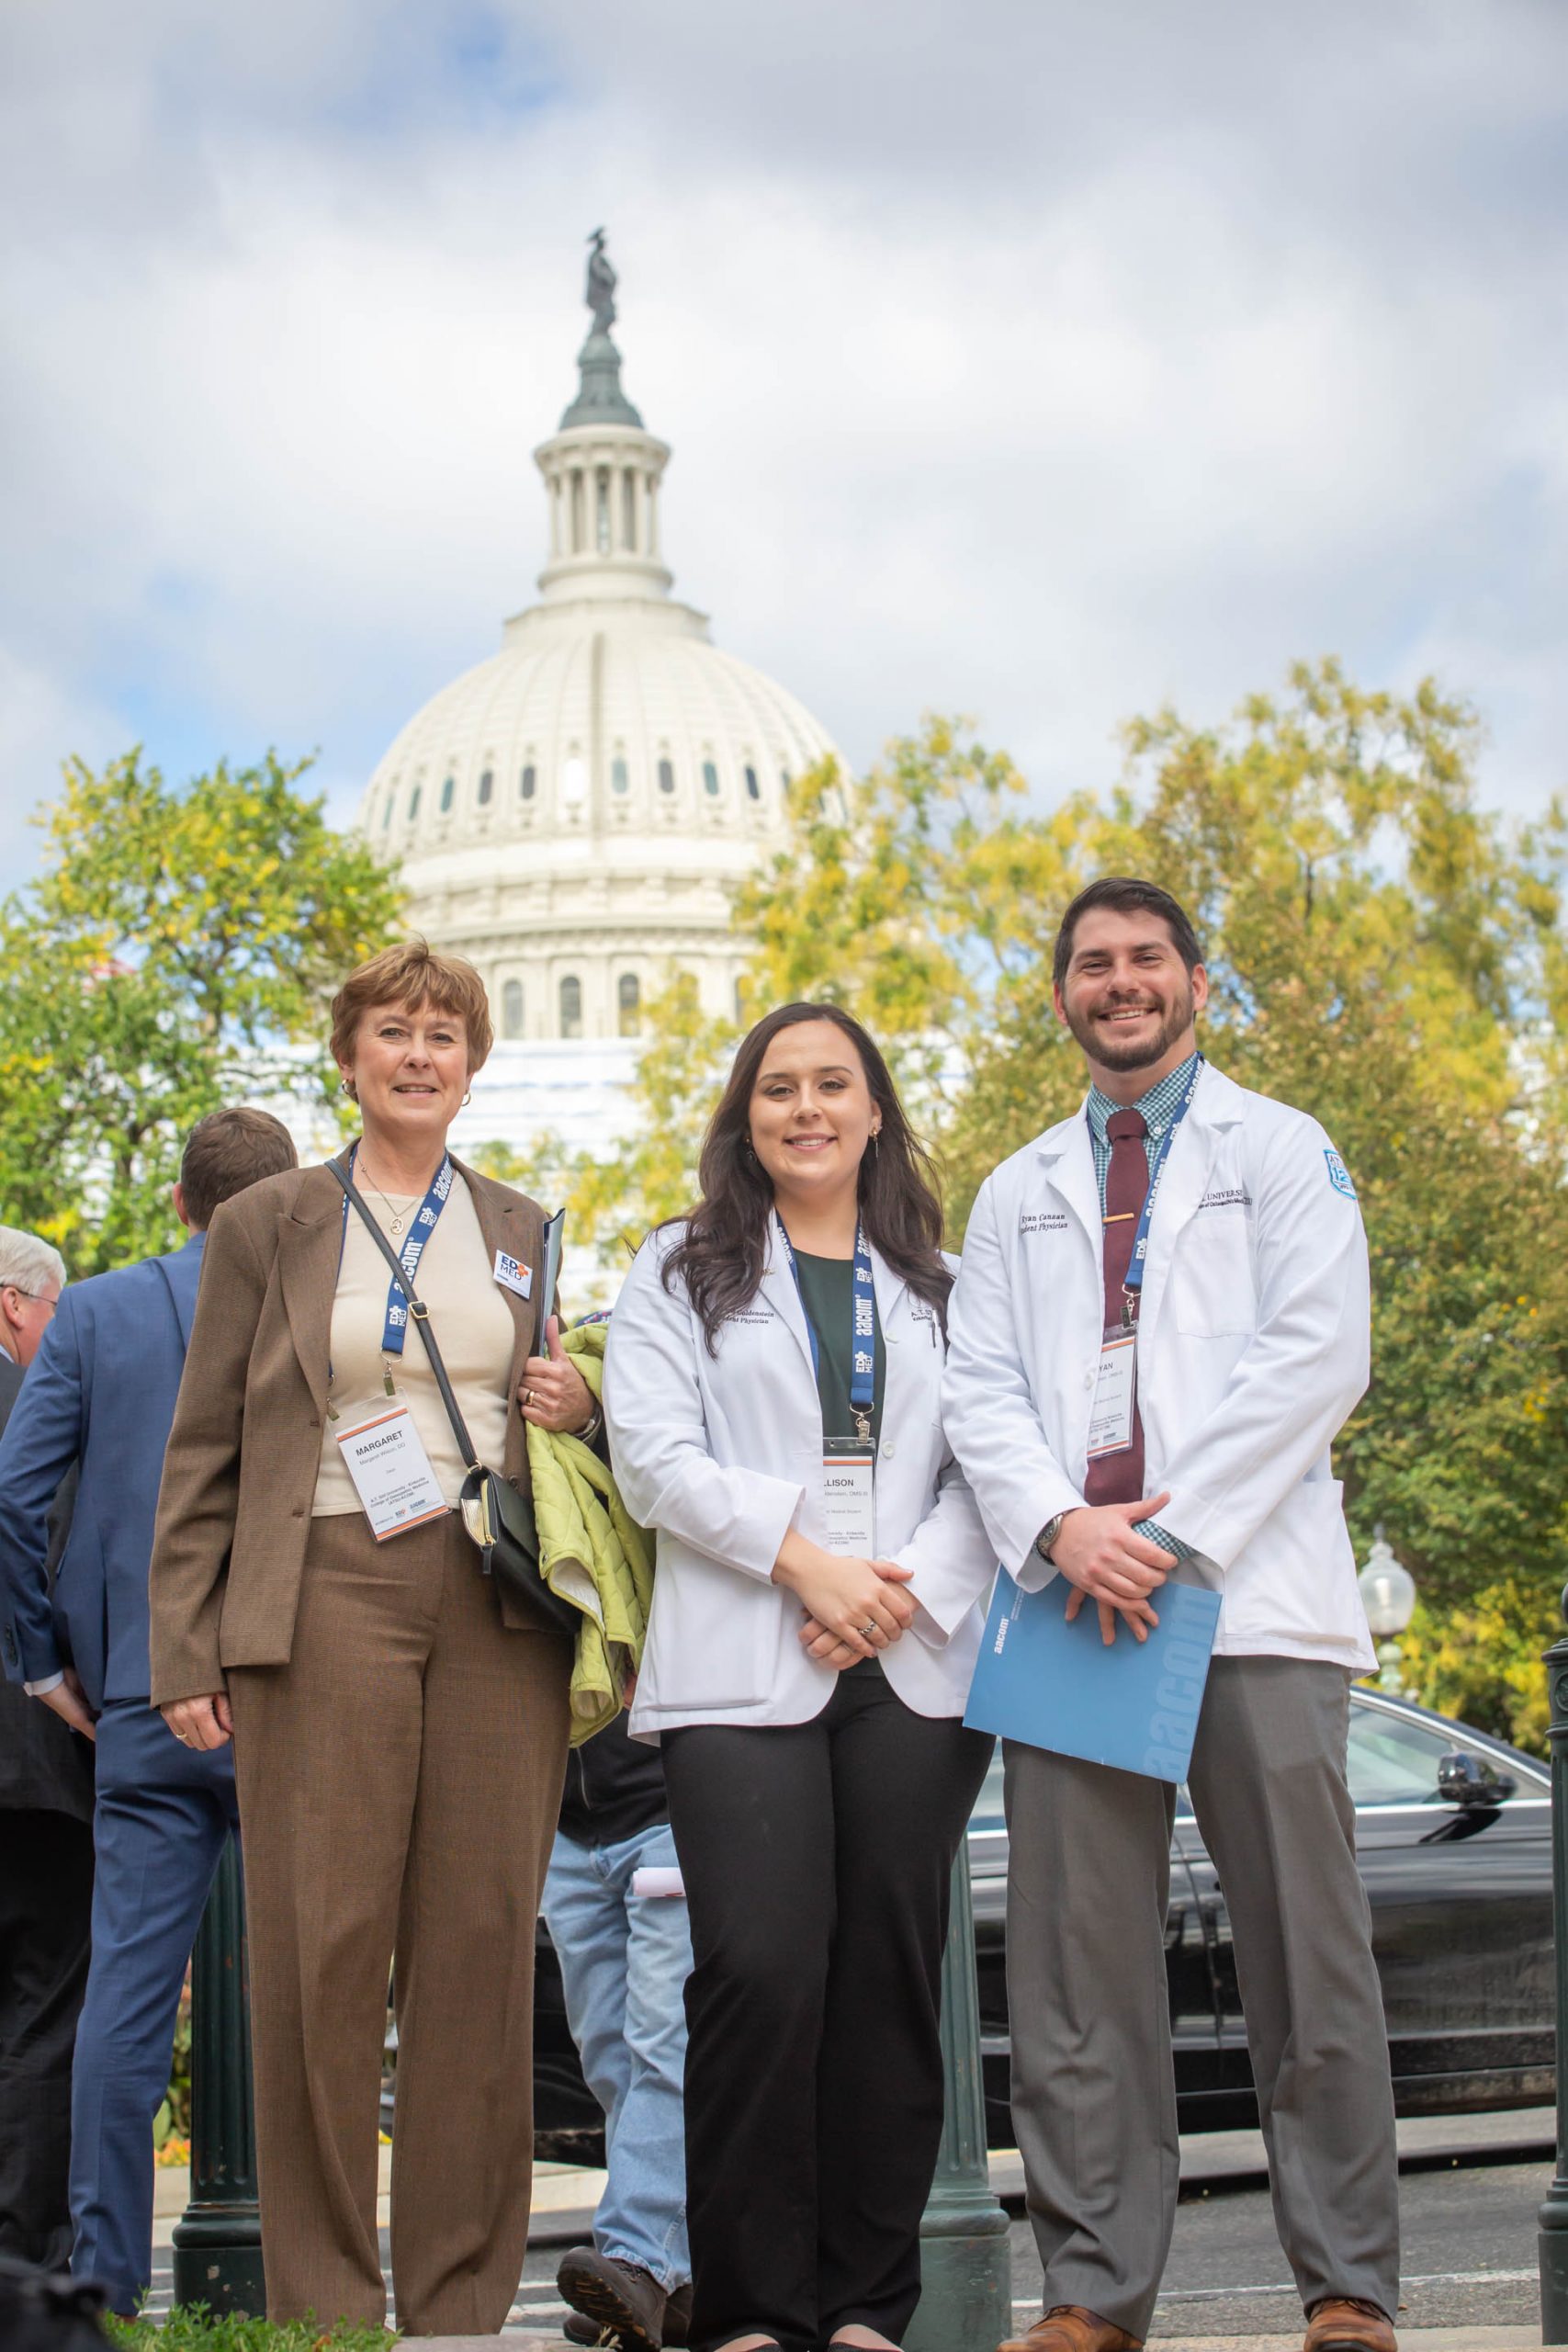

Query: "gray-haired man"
<box><xmin>0</xmin><ymin>1226</ymin><xmax>94</xmax><ymax>2272</ymax></box>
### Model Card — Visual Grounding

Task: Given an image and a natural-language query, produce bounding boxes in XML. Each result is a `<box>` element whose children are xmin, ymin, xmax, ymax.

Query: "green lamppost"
<box><xmin>171</xmin><ymin>1835</ymin><xmax>265</xmax><ymax>2316</ymax></box>
<box><xmin>1539</xmin><ymin>1589</ymin><xmax>1568</xmax><ymax>2342</ymax></box>
<box><xmin>907</xmin><ymin>1851</ymin><xmax>1012</xmax><ymax>2352</ymax></box>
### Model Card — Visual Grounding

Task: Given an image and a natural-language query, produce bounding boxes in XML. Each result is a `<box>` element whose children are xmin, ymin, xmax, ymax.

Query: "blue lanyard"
<box><xmin>339</xmin><ymin>1146</ymin><xmax>456</xmax><ymax>1357</ymax></box>
<box><xmin>1108</xmin><ymin>1057</ymin><xmax>1204</xmax><ymax>1312</ymax></box>
<box><xmin>773</xmin><ymin>1213</ymin><xmax>878</xmax><ymax>1437</ymax></box>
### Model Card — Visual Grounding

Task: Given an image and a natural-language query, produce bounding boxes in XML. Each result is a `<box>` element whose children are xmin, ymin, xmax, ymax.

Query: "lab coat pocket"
<box><xmin>1168</xmin><ymin>1212</ymin><xmax>1256</xmax><ymax>1338</ymax></box>
<box><xmin>639</xmin><ymin>1541</ymin><xmax>774</xmax><ymax>1712</ymax></box>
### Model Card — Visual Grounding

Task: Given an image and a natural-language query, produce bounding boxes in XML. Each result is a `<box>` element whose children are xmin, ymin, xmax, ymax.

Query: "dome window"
<box><xmin>440</xmin><ymin>776</ymin><xmax>456</xmax><ymax>813</ymax></box>
<box><xmin>408</xmin><ymin>785</ymin><xmax>422</xmax><ymax>820</ymax></box>
<box><xmin>561</xmin><ymin>756</ymin><xmax>587</xmax><ymax>805</ymax></box>
<box><xmin>381</xmin><ymin>793</ymin><xmax>394</xmax><ymax>831</ymax></box>
<box><xmin>478</xmin><ymin>768</ymin><xmax>494</xmax><ymax>806</ymax></box>
<box><xmin>658</xmin><ymin>758</ymin><xmax>676</xmax><ymax>796</ymax></box>
<box><xmin>559</xmin><ymin>975</ymin><xmax>583</xmax><ymax>1040</ymax></box>
<box><xmin>501</xmin><ymin>978</ymin><xmax>524</xmax><ymax>1039</ymax></box>
<box><xmin>744</xmin><ymin>765</ymin><xmax>761</xmax><ymax>801</ymax></box>
<box><xmin>612</xmin><ymin>757</ymin><xmax>630</xmax><ymax>796</ymax></box>
<box><xmin>702</xmin><ymin>761</ymin><xmax>720</xmax><ymax>797</ymax></box>
<box><xmin>521</xmin><ymin>764</ymin><xmax>537</xmax><ymax>800</ymax></box>
<box><xmin>780</xmin><ymin>768</ymin><xmax>790</xmax><ymax>794</ymax></box>
<box><xmin>617</xmin><ymin>973</ymin><xmax>641</xmax><ymax>1037</ymax></box>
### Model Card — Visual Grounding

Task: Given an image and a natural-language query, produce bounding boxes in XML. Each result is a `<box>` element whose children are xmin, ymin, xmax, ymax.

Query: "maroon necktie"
<box><xmin>1082</xmin><ymin>1107</ymin><xmax>1147</xmax><ymax>1507</ymax></box>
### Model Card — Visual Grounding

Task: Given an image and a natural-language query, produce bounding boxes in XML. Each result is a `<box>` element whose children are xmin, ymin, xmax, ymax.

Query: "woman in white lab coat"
<box><xmin>604</xmin><ymin>1001</ymin><xmax>996</xmax><ymax>2352</ymax></box>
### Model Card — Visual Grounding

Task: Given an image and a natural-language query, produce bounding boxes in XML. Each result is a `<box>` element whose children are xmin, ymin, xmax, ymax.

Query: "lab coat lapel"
<box><xmin>1037</xmin><ymin>1107</ymin><xmax>1102</xmax><ymax>1256</ymax></box>
<box><xmin>1136</xmin><ymin>1066</ymin><xmax>1236</xmax><ymax>1341</ymax></box>
<box><xmin>870</xmin><ymin>1244</ymin><xmax>914</xmax><ymax>1447</ymax></box>
<box><xmin>757</xmin><ymin>1222</ymin><xmax>819</xmax><ymax>1385</ymax></box>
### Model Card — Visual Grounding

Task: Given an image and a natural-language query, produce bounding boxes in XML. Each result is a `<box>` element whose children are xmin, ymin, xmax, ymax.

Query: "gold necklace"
<box><xmin>355</xmin><ymin>1153</ymin><xmax>415</xmax><ymax>1237</ymax></box>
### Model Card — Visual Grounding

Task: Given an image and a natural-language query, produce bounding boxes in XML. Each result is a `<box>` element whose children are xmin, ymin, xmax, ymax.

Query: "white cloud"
<box><xmin>1</xmin><ymin>0</ymin><xmax>1564</xmax><ymax>878</ymax></box>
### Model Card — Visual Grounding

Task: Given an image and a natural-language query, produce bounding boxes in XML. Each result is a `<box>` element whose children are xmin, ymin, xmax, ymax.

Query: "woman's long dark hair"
<box><xmin>660</xmin><ymin>1001</ymin><xmax>954</xmax><ymax>1352</ymax></box>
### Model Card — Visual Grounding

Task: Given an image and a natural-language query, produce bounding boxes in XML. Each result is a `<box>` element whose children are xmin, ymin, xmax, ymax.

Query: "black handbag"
<box><xmin>327</xmin><ymin>1158</ymin><xmax>581</xmax><ymax>1638</ymax></box>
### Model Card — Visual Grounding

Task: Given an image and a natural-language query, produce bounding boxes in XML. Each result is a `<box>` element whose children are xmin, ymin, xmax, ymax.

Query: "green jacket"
<box><xmin>525</xmin><ymin>1320</ymin><xmax>653</xmax><ymax>1747</ymax></box>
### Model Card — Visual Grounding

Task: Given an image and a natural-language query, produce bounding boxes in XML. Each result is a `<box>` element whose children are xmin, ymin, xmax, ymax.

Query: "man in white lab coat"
<box><xmin>943</xmin><ymin>878</ymin><xmax>1399</xmax><ymax>2352</ymax></box>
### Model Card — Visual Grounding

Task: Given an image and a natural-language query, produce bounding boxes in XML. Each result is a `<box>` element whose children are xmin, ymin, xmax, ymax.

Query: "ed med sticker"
<box><xmin>493</xmin><ymin>1249</ymin><xmax>534</xmax><ymax>1300</ymax></box>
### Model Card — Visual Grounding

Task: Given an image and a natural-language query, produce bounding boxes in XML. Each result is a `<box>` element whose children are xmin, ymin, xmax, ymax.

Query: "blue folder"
<box><xmin>963</xmin><ymin>1571</ymin><xmax>1224</xmax><ymax>1784</ymax></box>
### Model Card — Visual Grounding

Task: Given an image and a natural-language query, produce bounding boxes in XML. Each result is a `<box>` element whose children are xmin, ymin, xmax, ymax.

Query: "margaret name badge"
<box><xmin>1086</xmin><ymin>1329</ymin><xmax>1137</xmax><ymax>1459</ymax></box>
<box><xmin>822</xmin><ymin>1439</ymin><xmax>875</xmax><ymax>1557</ymax></box>
<box><xmin>336</xmin><ymin>1405</ymin><xmax>448</xmax><ymax>1542</ymax></box>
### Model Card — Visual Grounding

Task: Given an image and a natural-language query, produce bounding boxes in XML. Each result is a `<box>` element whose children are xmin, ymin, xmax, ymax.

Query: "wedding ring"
<box><xmin>522</xmin><ymin>1387</ymin><xmax>534</xmax><ymax>1407</ymax></box>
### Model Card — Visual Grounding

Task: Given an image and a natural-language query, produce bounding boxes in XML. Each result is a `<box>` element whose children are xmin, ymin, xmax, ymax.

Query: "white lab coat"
<box><xmin>604</xmin><ymin>1225</ymin><xmax>998</xmax><ymax>1739</ymax></box>
<box><xmin>942</xmin><ymin>1061</ymin><xmax>1376</xmax><ymax>1671</ymax></box>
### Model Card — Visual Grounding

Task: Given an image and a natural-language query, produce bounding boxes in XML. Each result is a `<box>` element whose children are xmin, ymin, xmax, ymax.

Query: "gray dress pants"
<box><xmin>1004</xmin><ymin>1657</ymin><xmax>1399</xmax><ymax>2339</ymax></box>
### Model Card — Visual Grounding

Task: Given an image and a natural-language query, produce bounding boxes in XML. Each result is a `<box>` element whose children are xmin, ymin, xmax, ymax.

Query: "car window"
<box><xmin>1347</xmin><ymin>1702</ymin><xmax>1461</xmax><ymax>1805</ymax></box>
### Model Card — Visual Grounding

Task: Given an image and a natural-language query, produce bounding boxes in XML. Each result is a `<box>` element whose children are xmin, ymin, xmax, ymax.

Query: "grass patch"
<box><xmin>104</xmin><ymin>2312</ymin><xmax>396</xmax><ymax>2348</ymax></box>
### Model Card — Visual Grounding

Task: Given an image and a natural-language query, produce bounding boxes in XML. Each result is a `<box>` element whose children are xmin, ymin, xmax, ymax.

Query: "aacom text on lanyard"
<box><xmin>773</xmin><ymin>1211</ymin><xmax>878</xmax><ymax>1444</ymax></box>
<box><xmin>1110</xmin><ymin>1056</ymin><xmax>1205</xmax><ymax>1329</ymax></box>
<box><xmin>326</xmin><ymin>1146</ymin><xmax>456</xmax><ymax>1417</ymax></box>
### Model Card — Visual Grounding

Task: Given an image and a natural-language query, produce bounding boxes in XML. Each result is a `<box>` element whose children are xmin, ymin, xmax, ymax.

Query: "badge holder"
<box><xmin>1086</xmin><ymin>1323</ymin><xmax>1137</xmax><ymax>1460</ymax></box>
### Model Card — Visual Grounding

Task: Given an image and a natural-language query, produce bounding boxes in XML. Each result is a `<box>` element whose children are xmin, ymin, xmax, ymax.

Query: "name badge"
<box><xmin>335</xmin><ymin>1405</ymin><xmax>448</xmax><ymax>1542</ymax></box>
<box><xmin>822</xmin><ymin>1439</ymin><xmax>875</xmax><ymax>1557</ymax></box>
<box><xmin>493</xmin><ymin>1250</ymin><xmax>533</xmax><ymax>1300</ymax></box>
<box><xmin>1086</xmin><ymin>1329</ymin><xmax>1137</xmax><ymax>1459</ymax></box>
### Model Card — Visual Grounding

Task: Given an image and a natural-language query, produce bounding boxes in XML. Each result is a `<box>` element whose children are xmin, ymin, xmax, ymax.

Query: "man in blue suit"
<box><xmin>0</xmin><ymin>1107</ymin><xmax>297</xmax><ymax>2315</ymax></box>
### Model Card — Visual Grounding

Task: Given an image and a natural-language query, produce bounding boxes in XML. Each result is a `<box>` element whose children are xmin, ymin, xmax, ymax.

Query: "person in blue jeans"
<box><xmin>547</xmin><ymin>1712</ymin><xmax>693</xmax><ymax>2352</ymax></box>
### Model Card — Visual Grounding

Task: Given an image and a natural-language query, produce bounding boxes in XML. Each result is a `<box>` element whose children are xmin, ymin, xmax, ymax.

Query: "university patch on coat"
<box><xmin>1323</xmin><ymin>1149</ymin><xmax>1358</xmax><ymax>1201</ymax></box>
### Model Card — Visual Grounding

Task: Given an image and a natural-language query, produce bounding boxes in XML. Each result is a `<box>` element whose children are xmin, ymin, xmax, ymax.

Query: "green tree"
<box><xmin>0</xmin><ymin>749</ymin><xmax>404</xmax><ymax>1271</ymax></box>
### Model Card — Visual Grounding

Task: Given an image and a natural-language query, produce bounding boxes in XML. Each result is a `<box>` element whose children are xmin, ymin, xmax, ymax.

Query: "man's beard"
<box><xmin>1064</xmin><ymin>982</ymin><xmax>1195</xmax><ymax>1074</ymax></box>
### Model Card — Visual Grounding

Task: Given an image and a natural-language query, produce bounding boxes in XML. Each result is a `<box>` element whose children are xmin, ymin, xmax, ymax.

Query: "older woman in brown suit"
<box><xmin>150</xmin><ymin>941</ymin><xmax>595</xmax><ymax>2336</ymax></box>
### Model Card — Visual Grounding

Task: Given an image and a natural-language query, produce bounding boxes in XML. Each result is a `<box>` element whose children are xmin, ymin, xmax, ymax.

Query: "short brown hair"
<box><xmin>180</xmin><ymin>1107</ymin><xmax>299</xmax><ymax>1231</ymax></box>
<box><xmin>1053</xmin><ymin>877</ymin><xmax>1204</xmax><ymax>990</ymax></box>
<box><xmin>330</xmin><ymin>939</ymin><xmax>494</xmax><ymax>1087</ymax></box>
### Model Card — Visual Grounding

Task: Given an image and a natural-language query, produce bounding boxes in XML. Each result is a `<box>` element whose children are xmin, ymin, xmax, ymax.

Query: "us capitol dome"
<box><xmin>355</xmin><ymin>235</ymin><xmax>838</xmax><ymax>1157</ymax></box>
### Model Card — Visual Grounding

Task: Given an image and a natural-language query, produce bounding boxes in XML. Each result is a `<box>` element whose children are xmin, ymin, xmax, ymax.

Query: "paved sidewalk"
<box><xmin>412</xmin><ymin>2334</ymin><xmax>1545</xmax><ymax>2351</ymax></box>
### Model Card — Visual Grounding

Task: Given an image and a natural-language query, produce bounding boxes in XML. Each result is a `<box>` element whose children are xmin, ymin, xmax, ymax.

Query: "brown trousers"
<box><xmin>227</xmin><ymin>1509</ymin><xmax>571</xmax><ymax>2335</ymax></box>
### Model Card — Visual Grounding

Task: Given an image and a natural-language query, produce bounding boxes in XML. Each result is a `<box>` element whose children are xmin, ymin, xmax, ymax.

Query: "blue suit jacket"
<box><xmin>0</xmin><ymin>1234</ymin><xmax>205</xmax><ymax>1709</ymax></box>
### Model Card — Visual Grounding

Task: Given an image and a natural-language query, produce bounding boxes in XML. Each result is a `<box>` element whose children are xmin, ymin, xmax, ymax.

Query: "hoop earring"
<box><xmin>462</xmin><ymin>1090</ymin><xmax>472</xmax><ymax>1108</ymax></box>
<box><xmin>339</xmin><ymin>1078</ymin><xmax>356</xmax><ymax>1101</ymax></box>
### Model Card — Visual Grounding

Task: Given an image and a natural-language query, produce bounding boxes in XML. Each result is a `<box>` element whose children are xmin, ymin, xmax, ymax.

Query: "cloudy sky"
<box><xmin>3</xmin><ymin>0</ymin><xmax>1566</xmax><ymax>879</ymax></box>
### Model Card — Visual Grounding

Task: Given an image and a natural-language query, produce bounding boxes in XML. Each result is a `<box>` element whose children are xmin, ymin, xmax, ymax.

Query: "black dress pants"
<box><xmin>0</xmin><ymin>1810</ymin><xmax>95</xmax><ymax>2268</ymax></box>
<box><xmin>663</xmin><ymin>1664</ymin><xmax>992</xmax><ymax>2352</ymax></box>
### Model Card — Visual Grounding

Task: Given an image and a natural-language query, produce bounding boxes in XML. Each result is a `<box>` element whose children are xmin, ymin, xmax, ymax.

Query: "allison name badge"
<box><xmin>821</xmin><ymin>1439</ymin><xmax>875</xmax><ymax>1557</ymax></box>
<box><xmin>336</xmin><ymin>1405</ymin><xmax>448</xmax><ymax>1542</ymax></box>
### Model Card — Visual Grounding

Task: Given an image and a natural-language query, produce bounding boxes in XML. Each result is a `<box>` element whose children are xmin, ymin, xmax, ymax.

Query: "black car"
<box><xmin>531</xmin><ymin>1686</ymin><xmax>1554</xmax><ymax>2161</ymax></box>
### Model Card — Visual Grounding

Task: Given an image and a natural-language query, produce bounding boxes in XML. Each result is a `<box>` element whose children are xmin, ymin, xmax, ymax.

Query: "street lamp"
<box><xmin>1358</xmin><ymin>1528</ymin><xmax>1416</xmax><ymax>1695</ymax></box>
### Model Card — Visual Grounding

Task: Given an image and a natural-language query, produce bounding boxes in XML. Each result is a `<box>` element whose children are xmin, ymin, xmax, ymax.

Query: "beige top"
<box><xmin>313</xmin><ymin>1172</ymin><xmax>516</xmax><ymax>1516</ymax></box>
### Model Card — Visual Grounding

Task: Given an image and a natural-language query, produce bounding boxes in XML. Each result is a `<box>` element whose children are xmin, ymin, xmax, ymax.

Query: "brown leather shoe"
<box><xmin>998</xmin><ymin>2309</ymin><xmax>1142</xmax><ymax>2352</ymax></box>
<box><xmin>1303</xmin><ymin>2296</ymin><xmax>1397</xmax><ymax>2352</ymax></box>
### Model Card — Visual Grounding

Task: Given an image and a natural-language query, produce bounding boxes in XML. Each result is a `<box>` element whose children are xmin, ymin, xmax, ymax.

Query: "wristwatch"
<box><xmin>575</xmin><ymin>1403</ymin><xmax>604</xmax><ymax>1446</ymax></box>
<box><xmin>1034</xmin><ymin>1511</ymin><xmax>1069</xmax><ymax>1565</ymax></box>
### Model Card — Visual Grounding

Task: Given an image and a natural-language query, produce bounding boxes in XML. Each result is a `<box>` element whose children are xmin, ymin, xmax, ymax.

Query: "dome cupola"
<box><xmin>356</xmin><ymin>232</ymin><xmax>838</xmax><ymax>1054</ymax></box>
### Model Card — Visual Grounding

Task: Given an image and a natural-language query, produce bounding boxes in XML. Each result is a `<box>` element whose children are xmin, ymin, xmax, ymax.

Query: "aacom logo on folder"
<box><xmin>964</xmin><ymin>1572</ymin><xmax>1223</xmax><ymax>1785</ymax></box>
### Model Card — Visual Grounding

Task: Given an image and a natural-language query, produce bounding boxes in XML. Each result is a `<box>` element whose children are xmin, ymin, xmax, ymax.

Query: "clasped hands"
<box><xmin>772</xmin><ymin>1527</ymin><xmax>918</xmax><ymax>1672</ymax></box>
<box><xmin>1054</xmin><ymin>1491</ymin><xmax>1178</xmax><ymax>1645</ymax></box>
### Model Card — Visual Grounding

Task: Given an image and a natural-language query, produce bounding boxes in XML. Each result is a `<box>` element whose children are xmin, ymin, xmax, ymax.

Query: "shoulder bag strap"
<box><xmin>326</xmin><ymin>1157</ymin><xmax>483</xmax><ymax>1474</ymax></box>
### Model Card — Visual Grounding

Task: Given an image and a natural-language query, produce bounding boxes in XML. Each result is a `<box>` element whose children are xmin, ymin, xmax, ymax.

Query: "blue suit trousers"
<box><xmin>70</xmin><ymin>1700</ymin><xmax>239</xmax><ymax>2313</ymax></box>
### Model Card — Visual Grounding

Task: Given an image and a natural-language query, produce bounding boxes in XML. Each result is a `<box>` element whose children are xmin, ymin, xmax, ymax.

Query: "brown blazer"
<box><xmin>148</xmin><ymin>1153</ymin><xmax>547</xmax><ymax>1708</ymax></box>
